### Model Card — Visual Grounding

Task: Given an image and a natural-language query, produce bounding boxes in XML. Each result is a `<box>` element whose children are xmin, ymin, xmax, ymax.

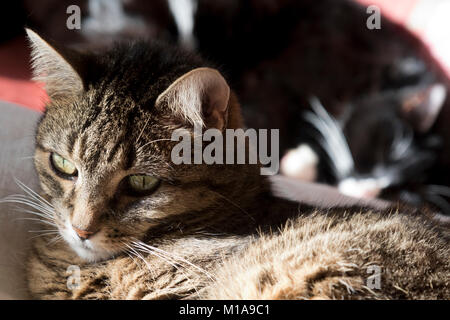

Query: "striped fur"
<box><xmin>25</xmin><ymin>30</ymin><xmax>449</xmax><ymax>299</ymax></box>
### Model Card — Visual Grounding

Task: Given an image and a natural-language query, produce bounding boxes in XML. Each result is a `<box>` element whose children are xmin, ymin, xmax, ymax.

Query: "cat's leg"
<box><xmin>27</xmin><ymin>237</ymin><xmax>162</xmax><ymax>300</ymax></box>
<box><xmin>27</xmin><ymin>236</ymin><xmax>115</xmax><ymax>299</ymax></box>
<box><xmin>27</xmin><ymin>236</ymin><xmax>208</xmax><ymax>300</ymax></box>
<box><xmin>205</xmin><ymin>211</ymin><xmax>450</xmax><ymax>300</ymax></box>
<box><xmin>204</xmin><ymin>240</ymin><xmax>369</xmax><ymax>300</ymax></box>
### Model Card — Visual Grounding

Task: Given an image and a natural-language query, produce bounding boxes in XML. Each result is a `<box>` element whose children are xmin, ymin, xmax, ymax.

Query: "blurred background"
<box><xmin>2</xmin><ymin>0</ymin><xmax>450</xmax><ymax>213</ymax></box>
<box><xmin>0</xmin><ymin>0</ymin><xmax>449</xmax><ymax>111</ymax></box>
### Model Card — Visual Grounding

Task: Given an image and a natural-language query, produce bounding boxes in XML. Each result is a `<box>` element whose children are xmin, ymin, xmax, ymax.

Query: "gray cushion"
<box><xmin>0</xmin><ymin>102</ymin><xmax>40</xmax><ymax>299</ymax></box>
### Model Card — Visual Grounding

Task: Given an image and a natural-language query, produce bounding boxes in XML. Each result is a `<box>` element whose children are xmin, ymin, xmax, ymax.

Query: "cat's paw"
<box><xmin>280</xmin><ymin>144</ymin><xmax>318</xmax><ymax>182</ymax></box>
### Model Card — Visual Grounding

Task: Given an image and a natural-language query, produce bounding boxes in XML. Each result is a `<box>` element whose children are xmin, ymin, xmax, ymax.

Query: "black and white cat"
<box><xmin>190</xmin><ymin>0</ymin><xmax>450</xmax><ymax>213</ymax></box>
<box><xmin>281</xmin><ymin>83</ymin><xmax>447</xmax><ymax>208</ymax></box>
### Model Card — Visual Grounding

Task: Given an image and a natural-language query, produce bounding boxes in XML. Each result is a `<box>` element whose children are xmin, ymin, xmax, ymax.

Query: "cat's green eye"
<box><xmin>50</xmin><ymin>153</ymin><xmax>77</xmax><ymax>177</ymax></box>
<box><xmin>127</xmin><ymin>175</ymin><xmax>160</xmax><ymax>194</ymax></box>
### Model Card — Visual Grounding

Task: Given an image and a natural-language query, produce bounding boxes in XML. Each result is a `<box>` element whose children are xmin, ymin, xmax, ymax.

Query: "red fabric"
<box><xmin>0</xmin><ymin>35</ymin><xmax>47</xmax><ymax>111</ymax></box>
<box><xmin>357</xmin><ymin>0</ymin><xmax>450</xmax><ymax>77</ymax></box>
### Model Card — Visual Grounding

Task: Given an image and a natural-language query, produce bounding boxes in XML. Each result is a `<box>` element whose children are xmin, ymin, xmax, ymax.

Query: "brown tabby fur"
<box><xmin>25</xmin><ymin>29</ymin><xmax>449</xmax><ymax>300</ymax></box>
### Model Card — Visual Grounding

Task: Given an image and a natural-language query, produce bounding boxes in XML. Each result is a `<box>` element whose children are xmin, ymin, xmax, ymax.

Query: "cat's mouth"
<box><xmin>59</xmin><ymin>220</ymin><xmax>118</xmax><ymax>262</ymax></box>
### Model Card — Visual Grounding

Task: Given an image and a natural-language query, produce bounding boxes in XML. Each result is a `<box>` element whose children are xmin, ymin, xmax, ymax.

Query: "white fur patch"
<box><xmin>61</xmin><ymin>220</ymin><xmax>114</xmax><ymax>262</ymax></box>
<box><xmin>168</xmin><ymin>0</ymin><xmax>198</xmax><ymax>48</ymax></box>
<box><xmin>304</xmin><ymin>97</ymin><xmax>355</xmax><ymax>180</ymax></box>
<box><xmin>83</xmin><ymin>0</ymin><xmax>146</xmax><ymax>37</ymax></box>
<box><xmin>338</xmin><ymin>177</ymin><xmax>390</xmax><ymax>199</ymax></box>
<box><xmin>281</xmin><ymin>144</ymin><xmax>319</xmax><ymax>182</ymax></box>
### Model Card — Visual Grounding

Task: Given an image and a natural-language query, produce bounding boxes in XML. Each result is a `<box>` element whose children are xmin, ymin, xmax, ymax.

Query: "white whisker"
<box><xmin>47</xmin><ymin>235</ymin><xmax>64</xmax><ymax>246</ymax></box>
<box><xmin>14</xmin><ymin>217</ymin><xmax>57</xmax><ymax>226</ymax></box>
<box><xmin>28</xmin><ymin>231</ymin><xmax>60</xmax><ymax>240</ymax></box>
<box><xmin>138</xmin><ymin>138</ymin><xmax>175</xmax><ymax>152</ymax></box>
<box><xmin>425</xmin><ymin>193</ymin><xmax>450</xmax><ymax>215</ymax></box>
<box><xmin>12</xmin><ymin>208</ymin><xmax>56</xmax><ymax>222</ymax></box>
<box><xmin>3</xmin><ymin>195</ymin><xmax>54</xmax><ymax>218</ymax></box>
<box><xmin>209</xmin><ymin>190</ymin><xmax>255</xmax><ymax>222</ymax></box>
<box><xmin>0</xmin><ymin>181</ymin><xmax>61</xmax><ymax>247</ymax></box>
<box><xmin>28</xmin><ymin>229</ymin><xmax>59</xmax><ymax>233</ymax></box>
<box><xmin>136</xmin><ymin>116</ymin><xmax>151</xmax><ymax>144</ymax></box>
<box><xmin>304</xmin><ymin>97</ymin><xmax>355</xmax><ymax>179</ymax></box>
<box><xmin>14</xmin><ymin>179</ymin><xmax>53</xmax><ymax>207</ymax></box>
<box><xmin>426</xmin><ymin>184</ymin><xmax>450</xmax><ymax>198</ymax></box>
<box><xmin>127</xmin><ymin>241</ymin><xmax>204</xmax><ymax>297</ymax></box>
<box><xmin>131</xmin><ymin>240</ymin><xmax>213</xmax><ymax>280</ymax></box>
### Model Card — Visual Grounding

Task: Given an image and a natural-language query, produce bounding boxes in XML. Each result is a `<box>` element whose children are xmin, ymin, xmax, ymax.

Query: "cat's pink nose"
<box><xmin>72</xmin><ymin>226</ymin><xmax>96</xmax><ymax>240</ymax></box>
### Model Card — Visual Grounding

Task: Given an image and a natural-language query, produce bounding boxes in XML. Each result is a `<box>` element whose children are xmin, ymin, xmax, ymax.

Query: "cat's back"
<box><xmin>205</xmin><ymin>208</ymin><xmax>450</xmax><ymax>300</ymax></box>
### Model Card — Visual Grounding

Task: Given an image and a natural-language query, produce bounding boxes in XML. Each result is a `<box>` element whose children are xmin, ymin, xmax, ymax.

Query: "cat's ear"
<box><xmin>400</xmin><ymin>83</ymin><xmax>447</xmax><ymax>132</ymax></box>
<box><xmin>155</xmin><ymin>67</ymin><xmax>230</xmax><ymax>130</ymax></box>
<box><xmin>25</xmin><ymin>28</ymin><xmax>84</xmax><ymax>100</ymax></box>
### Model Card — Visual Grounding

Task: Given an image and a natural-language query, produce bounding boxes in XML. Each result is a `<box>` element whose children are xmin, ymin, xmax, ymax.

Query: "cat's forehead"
<box><xmin>38</xmin><ymin>89</ymin><xmax>172</xmax><ymax>172</ymax></box>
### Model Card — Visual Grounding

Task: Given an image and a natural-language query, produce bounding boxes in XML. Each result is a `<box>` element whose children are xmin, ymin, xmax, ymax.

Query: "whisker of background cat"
<box><xmin>131</xmin><ymin>240</ymin><xmax>214</xmax><ymax>280</ymax></box>
<box><xmin>304</xmin><ymin>97</ymin><xmax>355</xmax><ymax>179</ymax></box>
<box><xmin>302</xmin><ymin>126</ymin><xmax>343</xmax><ymax>178</ymax></box>
<box><xmin>423</xmin><ymin>184</ymin><xmax>450</xmax><ymax>214</ymax></box>
<box><xmin>424</xmin><ymin>194</ymin><xmax>450</xmax><ymax>215</ymax></box>
<box><xmin>425</xmin><ymin>184</ymin><xmax>450</xmax><ymax>197</ymax></box>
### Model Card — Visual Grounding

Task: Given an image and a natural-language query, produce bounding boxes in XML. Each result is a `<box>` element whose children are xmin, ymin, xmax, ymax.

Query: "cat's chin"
<box><xmin>59</xmin><ymin>222</ymin><xmax>119</xmax><ymax>263</ymax></box>
<box><xmin>69</xmin><ymin>242</ymin><xmax>115</xmax><ymax>263</ymax></box>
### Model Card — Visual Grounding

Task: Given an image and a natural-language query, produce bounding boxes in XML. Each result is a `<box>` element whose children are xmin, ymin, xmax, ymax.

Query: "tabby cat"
<box><xmin>24</xmin><ymin>29</ymin><xmax>449</xmax><ymax>299</ymax></box>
